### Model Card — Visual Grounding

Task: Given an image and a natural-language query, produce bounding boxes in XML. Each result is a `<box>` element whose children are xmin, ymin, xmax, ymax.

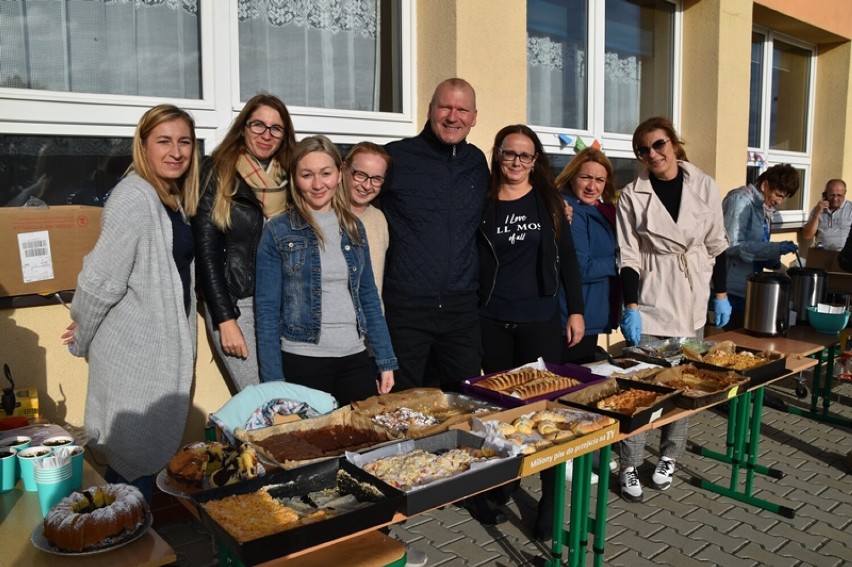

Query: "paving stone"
<box><xmin>407</xmin><ymin>517</ymin><xmax>468</xmax><ymax>547</ymax></box>
<box><xmin>652</xmin><ymin>547</ymin><xmax>713</xmax><ymax>567</ymax></box>
<box><xmin>723</xmin><ymin>522</ymin><xmax>788</xmax><ymax>552</ymax></box>
<box><xmin>688</xmin><ymin>524</ymin><xmax>750</xmax><ymax>553</ymax></box>
<box><xmin>690</xmin><ymin>543</ymin><xmax>758</xmax><ymax>566</ymax></box>
<box><xmin>642</xmin><ymin>509</ymin><xmax>703</xmax><ymax>536</ymax></box>
<box><xmin>439</xmin><ymin>538</ymin><xmax>505</xmax><ymax>565</ymax></box>
<box><xmin>600</xmin><ymin>531</ymin><xmax>668</xmax><ymax>559</ymax></box>
<box><xmin>605</xmin><ymin>549</ymin><xmax>667</xmax><ymax>567</ymax></box>
<box><xmin>645</xmin><ymin>525</ymin><xmax>706</xmax><ymax>556</ymax></box>
<box><xmin>684</xmin><ymin>506</ymin><xmax>742</xmax><ymax>534</ymax></box>
<box><xmin>768</xmin><ymin>518</ymin><xmax>835</xmax><ymax>550</ymax></box>
<box><xmin>736</xmin><ymin>541</ymin><xmax>800</xmax><ymax>566</ymax></box>
<box><xmin>817</xmin><ymin>538</ymin><xmax>852</xmax><ymax>564</ymax></box>
<box><xmin>776</xmin><ymin>540</ymin><xmax>846</xmax><ymax>567</ymax></box>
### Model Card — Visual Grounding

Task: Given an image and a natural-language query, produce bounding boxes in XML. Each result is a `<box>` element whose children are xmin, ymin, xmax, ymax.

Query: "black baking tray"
<box><xmin>192</xmin><ymin>458</ymin><xmax>402</xmax><ymax>565</ymax></box>
<box><xmin>461</xmin><ymin>362</ymin><xmax>607</xmax><ymax>408</ymax></box>
<box><xmin>690</xmin><ymin>347</ymin><xmax>787</xmax><ymax>387</ymax></box>
<box><xmin>346</xmin><ymin>429</ymin><xmax>521</xmax><ymax>516</ymax></box>
<box><xmin>622</xmin><ymin>338</ymin><xmax>717</xmax><ymax>367</ymax></box>
<box><xmin>558</xmin><ymin>377</ymin><xmax>680</xmax><ymax>433</ymax></box>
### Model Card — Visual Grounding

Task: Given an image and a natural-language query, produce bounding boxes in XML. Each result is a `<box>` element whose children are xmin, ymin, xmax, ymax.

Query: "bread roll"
<box><xmin>513</xmin><ymin>418</ymin><xmax>534</xmax><ymax>435</ymax></box>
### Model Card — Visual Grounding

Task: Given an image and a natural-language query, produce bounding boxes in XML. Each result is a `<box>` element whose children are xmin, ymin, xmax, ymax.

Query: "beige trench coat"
<box><xmin>616</xmin><ymin>161</ymin><xmax>729</xmax><ymax>337</ymax></box>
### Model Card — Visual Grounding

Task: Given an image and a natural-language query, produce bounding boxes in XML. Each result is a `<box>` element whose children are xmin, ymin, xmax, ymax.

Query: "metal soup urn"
<box><xmin>744</xmin><ymin>272</ymin><xmax>791</xmax><ymax>337</ymax></box>
<box><xmin>787</xmin><ymin>266</ymin><xmax>827</xmax><ymax>324</ymax></box>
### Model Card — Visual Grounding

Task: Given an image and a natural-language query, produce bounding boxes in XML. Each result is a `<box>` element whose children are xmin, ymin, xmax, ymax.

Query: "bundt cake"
<box><xmin>43</xmin><ymin>484</ymin><xmax>149</xmax><ymax>552</ymax></box>
<box><xmin>166</xmin><ymin>441</ymin><xmax>258</xmax><ymax>492</ymax></box>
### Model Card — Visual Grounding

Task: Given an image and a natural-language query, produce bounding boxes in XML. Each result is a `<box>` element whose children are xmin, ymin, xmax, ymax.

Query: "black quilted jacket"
<box><xmin>380</xmin><ymin>124</ymin><xmax>489</xmax><ymax>304</ymax></box>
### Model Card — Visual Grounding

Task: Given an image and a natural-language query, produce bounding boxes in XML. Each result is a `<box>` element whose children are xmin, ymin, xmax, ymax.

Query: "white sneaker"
<box><xmin>651</xmin><ymin>457</ymin><xmax>675</xmax><ymax>490</ymax></box>
<box><xmin>565</xmin><ymin>459</ymin><xmax>599</xmax><ymax>484</ymax></box>
<box><xmin>620</xmin><ymin>467</ymin><xmax>643</xmax><ymax>502</ymax></box>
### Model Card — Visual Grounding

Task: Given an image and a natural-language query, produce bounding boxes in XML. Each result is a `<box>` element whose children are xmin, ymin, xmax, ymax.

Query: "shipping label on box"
<box><xmin>0</xmin><ymin>206</ymin><xmax>102</xmax><ymax>297</ymax></box>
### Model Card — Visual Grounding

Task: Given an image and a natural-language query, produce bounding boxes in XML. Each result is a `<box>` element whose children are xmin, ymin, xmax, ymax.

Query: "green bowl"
<box><xmin>806</xmin><ymin>307</ymin><xmax>851</xmax><ymax>334</ymax></box>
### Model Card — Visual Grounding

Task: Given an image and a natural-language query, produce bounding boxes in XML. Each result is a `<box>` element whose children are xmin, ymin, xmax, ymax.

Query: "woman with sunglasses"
<box><xmin>476</xmin><ymin>124</ymin><xmax>585</xmax><ymax>535</ymax></box>
<box><xmin>192</xmin><ymin>94</ymin><xmax>296</xmax><ymax>391</ymax></box>
<box><xmin>616</xmin><ymin>116</ymin><xmax>730</xmax><ymax>503</ymax></box>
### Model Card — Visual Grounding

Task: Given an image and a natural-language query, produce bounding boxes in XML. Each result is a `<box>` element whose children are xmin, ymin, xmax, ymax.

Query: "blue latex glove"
<box><xmin>779</xmin><ymin>241</ymin><xmax>798</xmax><ymax>255</ymax></box>
<box><xmin>620</xmin><ymin>308</ymin><xmax>642</xmax><ymax>346</ymax></box>
<box><xmin>713</xmin><ymin>296</ymin><xmax>732</xmax><ymax>327</ymax></box>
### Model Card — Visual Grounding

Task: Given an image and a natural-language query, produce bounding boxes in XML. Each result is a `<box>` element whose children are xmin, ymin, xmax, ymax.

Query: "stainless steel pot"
<box><xmin>744</xmin><ymin>272</ymin><xmax>791</xmax><ymax>337</ymax></box>
<box><xmin>787</xmin><ymin>267</ymin><xmax>827</xmax><ymax>324</ymax></box>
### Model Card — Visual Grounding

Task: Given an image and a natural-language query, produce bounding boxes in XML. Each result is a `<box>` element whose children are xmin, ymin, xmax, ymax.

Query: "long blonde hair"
<box><xmin>129</xmin><ymin>104</ymin><xmax>200</xmax><ymax>216</ymax></box>
<box><xmin>289</xmin><ymin>136</ymin><xmax>361</xmax><ymax>248</ymax></box>
<box><xmin>209</xmin><ymin>94</ymin><xmax>296</xmax><ymax>229</ymax></box>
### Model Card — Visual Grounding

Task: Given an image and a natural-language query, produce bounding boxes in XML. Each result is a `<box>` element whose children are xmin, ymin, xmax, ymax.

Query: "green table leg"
<box><xmin>545</xmin><ymin>461</ymin><xmax>567</xmax><ymax>567</ymax></box>
<box><xmin>589</xmin><ymin>444</ymin><xmax>612</xmax><ymax>567</ymax></box>
<box><xmin>567</xmin><ymin>455</ymin><xmax>591</xmax><ymax>567</ymax></box>
<box><xmin>788</xmin><ymin>345</ymin><xmax>852</xmax><ymax>426</ymax></box>
<box><xmin>728</xmin><ymin>389</ymin><xmax>751</xmax><ymax>491</ymax></box>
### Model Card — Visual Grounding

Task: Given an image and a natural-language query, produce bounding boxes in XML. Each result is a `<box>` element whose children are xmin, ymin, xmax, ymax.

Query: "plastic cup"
<box><xmin>34</xmin><ymin>460</ymin><xmax>73</xmax><ymax>517</ymax></box>
<box><xmin>43</xmin><ymin>435</ymin><xmax>75</xmax><ymax>449</ymax></box>
<box><xmin>17</xmin><ymin>446</ymin><xmax>52</xmax><ymax>492</ymax></box>
<box><xmin>0</xmin><ymin>448</ymin><xmax>16</xmax><ymax>493</ymax></box>
<box><xmin>0</xmin><ymin>436</ymin><xmax>31</xmax><ymax>481</ymax></box>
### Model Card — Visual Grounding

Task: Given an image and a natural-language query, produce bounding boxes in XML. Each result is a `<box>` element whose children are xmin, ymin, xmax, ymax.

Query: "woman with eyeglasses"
<box><xmin>343</xmin><ymin>142</ymin><xmax>391</xmax><ymax>297</ymax></box>
<box><xmin>62</xmin><ymin>105</ymin><xmax>200</xmax><ymax>503</ymax></box>
<box><xmin>475</xmin><ymin>124</ymin><xmax>585</xmax><ymax>535</ymax></box>
<box><xmin>192</xmin><ymin>94</ymin><xmax>296</xmax><ymax>391</ymax></box>
<box><xmin>616</xmin><ymin>116</ymin><xmax>730</xmax><ymax>503</ymax></box>
<box><xmin>255</xmin><ymin>136</ymin><xmax>396</xmax><ymax>403</ymax></box>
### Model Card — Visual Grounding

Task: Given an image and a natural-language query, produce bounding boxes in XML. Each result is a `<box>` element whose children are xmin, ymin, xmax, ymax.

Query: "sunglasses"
<box><xmin>635</xmin><ymin>138</ymin><xmax>670</xmax><ymax>159</ymax></box>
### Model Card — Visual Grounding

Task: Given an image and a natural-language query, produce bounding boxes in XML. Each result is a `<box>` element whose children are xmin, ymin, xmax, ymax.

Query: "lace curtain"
<box><xmin>603</xmin><ymin>52</ymin><xmax>640</xmax><ymax>135</ymax></box>
<box><xmin>0</xmin><ymin>0</ymin><xmax>200</xmax><ymax>98</ymax></box>
<box><xmin>238</xmin><ymin>0</ymin><xmax>381</xmax><ymax>111</ymax></box>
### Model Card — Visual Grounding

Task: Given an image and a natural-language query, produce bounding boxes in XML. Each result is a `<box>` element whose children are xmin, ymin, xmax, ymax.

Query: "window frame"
<box><xmin>528</xmin><ymin>0</ymin><xmax>682</xmax><ymax>167</ymax></box>
<box><xmin>0</xmin><ymin>0</ymin><xmax>416</xmax><ymax>159</ymax></box>
<box><xmin>747</xmin><ymin>26</ymin><xmax>816</xmax><ymax>225</ymax></box>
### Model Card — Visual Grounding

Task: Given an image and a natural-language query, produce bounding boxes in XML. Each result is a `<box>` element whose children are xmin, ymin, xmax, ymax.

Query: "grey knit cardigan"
<box><xmin>71</xmin><ymin>173</ymin><xmax>197</xmax><ymax>482</ymax></box>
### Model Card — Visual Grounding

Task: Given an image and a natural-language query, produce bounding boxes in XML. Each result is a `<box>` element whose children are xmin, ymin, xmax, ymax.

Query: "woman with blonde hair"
<box><xmin>62</xmin><ymin>104</ymin><xmax>200</xmax><ymax>502</ymax></box>
<box><xmin>192</xmin><ymin>94</ymin><xmax>296</xmax><ymax>391</ymax></box>
<box><xmin>255</xmin><ymin>135</ymin><xmax>397</xmax><ymax>404</ymax></box>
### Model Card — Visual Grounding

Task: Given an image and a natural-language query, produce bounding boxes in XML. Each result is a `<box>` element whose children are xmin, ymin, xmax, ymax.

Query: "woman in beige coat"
<box><xmin>615</xmin><ymin>116</ymin><xmax>730</xmax><ymax>503</ymax></box>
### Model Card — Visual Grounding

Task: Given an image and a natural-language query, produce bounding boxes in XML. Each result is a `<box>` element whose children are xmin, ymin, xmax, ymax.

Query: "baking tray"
<box><xmin>346</xmin><ymin>429</ymin><xmax>521</xmax><ymax>516</ymax></box>
<box><xmin>689</xmin><ymin>347</ymin><xmax>787</xmax><ymax>387</ymax></box>
<box><xmin>350</xmin><ymin>389</ymin><xmax>502</xmax><ymax>438</ymax></box>
<box><xmin>646</xmin><ymin>364</ymin><xmax>749</xmax><ymax>410</ymax></box>
<box><xmin>461</xmin><ymin>362</ymin><xmax>607</xmax><ymax>408</ymax></box>
<box><xmin>558</xmin><ymin>377</ymin><xmax>680</xmax><ymax>433</ymax></box>
<box><xmin>192</xmin><ymin>459</ymin><xmax>402</xmax><ymax>566</ymax></box>
<box><xmin>622</xmin><ymin>338</ymin><xmax>717</xmax><ymax>367</ymax></box>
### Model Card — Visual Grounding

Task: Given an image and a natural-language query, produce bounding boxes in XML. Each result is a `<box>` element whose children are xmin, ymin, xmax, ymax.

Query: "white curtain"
<box><xmin>0</xmin><ymin>0</ymin><xmax>200</xmax><ymax>98</ymax></box>
<box><xmin>526</xmin><ymin>34</ymin><xmax>585</xmax><ymax>129</ymax></box>
<box><xmin>238</xmin><ymin>0</ymin><xmax>380</xmax><ymax>111</ymax></box>
<box><xmin>603</xmin><ymin>52</ymin><xmax>641</xmax><ymax>135</ymax></box>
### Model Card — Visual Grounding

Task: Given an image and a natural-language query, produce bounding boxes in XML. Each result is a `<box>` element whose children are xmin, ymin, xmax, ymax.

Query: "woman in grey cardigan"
<box><xmin>61</xmin><ymin>104</ymin><xmax>200</xmax><ymax>502</ymax></box>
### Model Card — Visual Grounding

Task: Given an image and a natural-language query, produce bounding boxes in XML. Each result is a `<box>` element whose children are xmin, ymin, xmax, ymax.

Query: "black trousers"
<box><xmin>282</xmin><ymin>350</ymin><xmax>376</xmax><ymax>406</ymax></box>
<box><xmin>384</xmin><ymin>294</ymin><xmax>482</xmax><ymax>392</ymax></box>
<box><xmin>561</xmin><ymin>333</ymin><xmax>599</xmax><ymax>365</ymax></box>
<box><xmin>480</xmin><ymin>312</ymin><xmax>563</xmax><ymax>373</ymax></box>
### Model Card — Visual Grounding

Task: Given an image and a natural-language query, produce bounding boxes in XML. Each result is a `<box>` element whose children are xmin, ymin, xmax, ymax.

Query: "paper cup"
<box><xmin>34</xmin><ymin>462</ymin><xmax>73</xmax><ymax>517</ymax></box>
<box><xmin>0</xmin><ymin>436</ymin><xmax>31</xmax><ymax>480</ymax></box>
<box><xmin>43</xmin><ymin>435</ymin><xmax>75</xmax><ymax>449</ymax></box>
<box><xmin>17</xmin><ymin>446</ymin><xmax>52</xmax><ymax>492</ymax></box>
<box><xmin>0</xmin><ymin>448</ymin><xmax>16</xmax><ymax>493</ymax></box>
<box><xmin>55</xmin><ymin>445</ymin><xmax>85</xmax><ymax>491</ymax></box>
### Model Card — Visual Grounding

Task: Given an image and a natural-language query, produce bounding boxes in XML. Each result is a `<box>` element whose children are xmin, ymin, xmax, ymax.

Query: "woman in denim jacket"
<box><xmin>255</xmin><ymin>136</ymin><xmax>397</xmax><ymax>405</ymax></box>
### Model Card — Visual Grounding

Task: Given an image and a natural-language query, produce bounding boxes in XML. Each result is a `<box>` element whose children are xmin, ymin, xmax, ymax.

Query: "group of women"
<box><xmin>60</xmin><ymin>95</ymin><xmax>732</xmax><ymax>540</ymax></box>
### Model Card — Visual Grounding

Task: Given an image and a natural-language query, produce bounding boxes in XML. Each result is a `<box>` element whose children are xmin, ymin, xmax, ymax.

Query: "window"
<box><xmin>748</xmin><ymin>29</ymin><xmax>814</xmax><ymax>220</ymax></box>
<box><xmin>527</xmin><ymin>0</ymin><xmax>677</xmax><ymax>161</ymax></box>
<box><xmin>0</xmin><ymin>0</ymin><xmax>201</xmax><ymax>98</ymax></box>
<box><xmin>237</xmin><ymin>0</ymin><xmax>403</xmax><ymax>114</ymax></box>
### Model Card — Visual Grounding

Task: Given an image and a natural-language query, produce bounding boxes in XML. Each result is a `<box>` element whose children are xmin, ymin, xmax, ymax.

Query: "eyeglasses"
<box><xmin>246</xmin><ymin>120</ymin><xmax>286</xmax><ymax>139</ymax></box>
<box><xmin>635</xmin><ymin>138</ymin><xmax>670</xmax><ymax>159</ymax></box>
<box><xmin>498</xmin><ymin>148</ymin><xmax>537</xmax><ymax>164</ymax></box>
<box><xmin>350</xmin><ymin>168</ymin><xmax>385</xmax><ymax>188</ymax></box>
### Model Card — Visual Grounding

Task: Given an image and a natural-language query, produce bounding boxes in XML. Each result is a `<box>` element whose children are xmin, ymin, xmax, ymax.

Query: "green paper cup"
<box><xmin>0</xmin><ymin>448</ymin><xmax>16</xmax><ymax>493</ymax></box>
<box><xmin>17</xmin><ymin>446</ymin><xmax>51</xmax><ymax>492</ymax></box>
<box><xmin>0</xmin><ymin>436</ymin><xmax>31</xmax><ymax>481</ymax></box>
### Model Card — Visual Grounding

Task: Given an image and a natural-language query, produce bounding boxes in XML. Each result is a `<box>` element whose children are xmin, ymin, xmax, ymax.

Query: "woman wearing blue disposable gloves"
<box><xmin>722</xmin><ymin>164</ymin><xmax>800</xmax><ymax>329</ymax></box>
<box><xmin>616</xmin><ymin>117</ymin><xmax>730</xmax><ymax>502</ymax></box>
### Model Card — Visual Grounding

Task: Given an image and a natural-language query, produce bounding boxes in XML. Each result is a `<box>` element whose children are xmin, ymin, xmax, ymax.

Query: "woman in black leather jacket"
<box><xmin>192</xmin><ymin>94</ymin><xmax>296</xmax><ymax>391</ymax></box>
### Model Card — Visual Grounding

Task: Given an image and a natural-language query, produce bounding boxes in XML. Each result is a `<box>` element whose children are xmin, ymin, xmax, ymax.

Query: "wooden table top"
<box><xmin>707</xmin><ymin>325</ymin><xmax>842</xmax><ymax>357</ymax></box>
<box><xmin>0</xmin><ymin>434</ymin><xmax>176</xmax><ymax>567</ymax></box>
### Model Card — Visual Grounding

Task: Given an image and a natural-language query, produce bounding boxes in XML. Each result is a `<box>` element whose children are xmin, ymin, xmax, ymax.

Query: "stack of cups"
<box><xmin>17</xmin><ymin>446</ymin><xmax>51</xmax><ymax>492</ymax></box>
<box><xmin>0</xmin><ymin>448</ymin><xmax>16</xmax><ymax>493</ymax></box>
<box><xmin>33</xmin><ymin>455</ymin><xmax>74</xmax><ymax>517</ymax></box>
<box><xmin>0</xmin><ymin>435</ymin><xmax>31</xmax><ymax>483</ymax></box>
<box><xmin>54</xmin><ymin>445</ymin><xmax>85</xmax><ymax>491</ymax></box>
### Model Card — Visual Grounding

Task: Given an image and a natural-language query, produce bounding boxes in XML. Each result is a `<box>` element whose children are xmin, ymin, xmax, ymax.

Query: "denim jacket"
<box><xmin>255</xmin><ymin>210</ymin><xmax>398</xmax><ymax>382</ymax></box>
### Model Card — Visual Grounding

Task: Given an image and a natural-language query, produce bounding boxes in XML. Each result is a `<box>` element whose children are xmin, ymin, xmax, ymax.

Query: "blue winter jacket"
<box><xmin>255</xmin><ymin>210</ymin><xmax>398</xmax><ymax>382</ymax></box>
<box><xmin>380</xmin><ymin>124</ymin><xmax>489</xmax><ymax>304</ymax></box>
<box><xmin>560</xmin><ymin>193</ymin><xmax>618</xmax><ymax>334</ymax></box>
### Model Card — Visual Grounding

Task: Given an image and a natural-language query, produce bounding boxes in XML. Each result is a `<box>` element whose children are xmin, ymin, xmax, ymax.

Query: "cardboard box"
<box><xmin>3</xmin><ymin>388</ymin><xmax>39</xmax><ymax>419</ymax></box>
<box><xmin>0</xmin><ymin>206</ymin><xmax>101</xmax><ymax>297</ymax></box>
<box><xmin>559</xmin><ymin>378</ymin><xmax>680</xmax><ymax>432</ymax></box>
<box><xmin>454</xmin><ymin>401</ymin><xmax>620</xmax><ymax>476</ymax></box>
<box><xmin>803</xmin><ymin>247</ymin><xmax>852</xmax><ymax>294</ymax></box>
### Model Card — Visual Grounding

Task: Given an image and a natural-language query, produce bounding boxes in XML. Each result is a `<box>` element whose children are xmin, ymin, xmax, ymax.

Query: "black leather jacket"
<box><xmin>191</xmin><ymin>160</ymin><xmax>266</xmax><ymax>326</ymax></box>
